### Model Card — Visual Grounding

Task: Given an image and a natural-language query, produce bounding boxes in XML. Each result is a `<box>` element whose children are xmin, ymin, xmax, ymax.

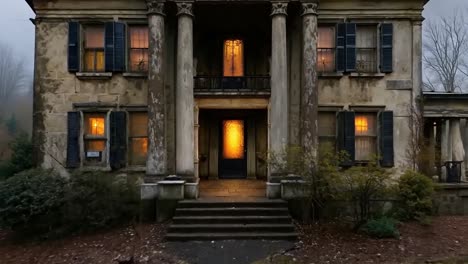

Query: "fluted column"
<box><xmin>270</xmin><ymin>2</ymin><xmax>289</xmax><ymax>178</ymax></box>
<box><xmin>175</xmin><ymin>1</ymin><xmax>195</xmax><ymax>179</ymax></box>
<box><xmin>300</xmin><ymin>2</ymin><xmax>319</xmax><ymax>163</ymax></box>
<box><xmin>146</xmin><ymin>0</ymin><xmax>166</xmax><ymax>177</ymax></box>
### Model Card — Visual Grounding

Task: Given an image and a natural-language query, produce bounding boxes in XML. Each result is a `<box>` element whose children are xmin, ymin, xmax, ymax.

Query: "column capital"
<box><xmin>271</xmin><ymin>2</ymin><xmax>288</xmax><ymax>16</ymax></box>
<box><xmin>146</xmin><ymin>0</ymin><xmax>165</xmax><ymax>16</ymax></box>
<box><xmin>176</xmin><ymin>1</ymin><xmax>194</xmax><ymax>17</ymax></box>
<box><xmin>301</xmin><ymin>2</ymin><xmax>318</xmax><ymax>16</ymax></box>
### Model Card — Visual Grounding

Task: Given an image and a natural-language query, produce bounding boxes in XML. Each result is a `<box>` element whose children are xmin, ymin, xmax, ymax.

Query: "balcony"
<box><xmin>356</xmin><ymin>48</ymin><xmax>378</xmax><ymax>73</ymax></box>
<box><xmin>194</xmin><ymin>75</ymin><xmax>271</xmax><ymax>96</ymax></box>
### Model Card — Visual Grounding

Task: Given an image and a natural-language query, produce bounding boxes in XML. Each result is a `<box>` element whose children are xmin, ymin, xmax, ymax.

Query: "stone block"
<box><xmin>386</xmin><ymin>80</ymin><xmax>412</xmax><ymax>90</ymax></box>
<box><xmin>140</xmin><ymin>183</ymin><xmax>158</xmax><ymax>200</ymax></box>
<box><xmin>184</xmin><ymin>179</ymin><xmax>199</xmax><ymax>199</ymax></box>
<box><xmin>158</xmin><ymin>180</ymin><xmax>185</xmax><ymax>200</ymax></box>
<box><xmin>281</xmin><ymin>180</ymin><xmax>307</xmax><ymax>200</ymax></box>
<box><xmin>266</xmin><ymin>182</ymin><xmax>281</xmax><ymax>199</ymax></box>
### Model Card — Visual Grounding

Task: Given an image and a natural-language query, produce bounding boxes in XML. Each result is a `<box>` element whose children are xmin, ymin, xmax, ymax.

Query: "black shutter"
<box><xmin>337</xmin><ymin>111</ymin><xmax>355</xmax><ymax>165</ymax></box>
<box><xmin>66</xmin><ymin>111</ymin><xmax>81</xmax><ymax>168</ymax></box>
<box><xmin>68</xmin><ymin>22</ymin><xmax>80</xmax><ymax>72</ymax></box>
<box><xmin>105</xmin><ymin>22</ymin><xmax>115</xmax><ymax>72</ymax></box>
<box><xmin>336</xmin><ymin>23</ymin><xmax>346</xmax><ymax>72</ymax></box>
<box><xmin>379</xmin><ymin>111</ymin><xmax>394</xmax><ymax>167</ymax></box>
<box><xmin>113</xmin><ymin>22</ymin><xmax>126</xmax><ymax>72</ymax></box>
<box><xmin>380</xmin><ymin>23</ymin><xmax>393</xmax><ymax>73</ymax></box>
<box><xmin>109</xmin><ymin>111</ymin><xmax>127</xmax><ymax>170</ymax></box>
<box><xmin>345</xmin><ymin>23</ymin><xmax>356</xmax><ymax>72</ymax></box>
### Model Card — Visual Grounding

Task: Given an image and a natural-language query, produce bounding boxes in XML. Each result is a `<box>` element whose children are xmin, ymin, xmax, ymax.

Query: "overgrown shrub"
<box><xmin>0</xmin><ymin>133</ymin><xmax>33</xmax><ymax>179</ymax></box>
<box><xmin>363</xmin><ymin>217</ymin><xmax>399</xmax><ymax>238</ymax></box>
<box><xmin>0</xmin><ymin>169</ymin><xmax>68</xmax><ymax>234</ymax></box>
<box><xmin>0</xmin><ymin>169</ymin><xmax>140</xmax><ymax>237</ymax></box>
<box><xmin>396</xmin><ymin>170</ymin><xmax>434</xmax><ymax>221</ymax></box>
<box><xmin>64</xmin><ymin>172</ymin><xmax>140</xmax><ymax>230</ymax></box>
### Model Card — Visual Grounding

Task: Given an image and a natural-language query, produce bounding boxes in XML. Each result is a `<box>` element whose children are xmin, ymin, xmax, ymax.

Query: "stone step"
<box><xmin>169</xmin><ymin>224</ymin><xmax>296</xmax><ymax>233</ymax></box>
<box><xmin>172</xmin><ymin>215</ymin><xmax>292</xmax><ymax>224</ymax></box>
<box><xmin>165</xmin><ymin>232</ymin><xmax>298</xmax><ymax>241</ymax></box>
<box><xmin>177</xmin><ymin>199</ymin><xmax>288</xmax><ymax>208</ymax></box>
<box><xmin>174</xmin><ymin>207</ymin><xmax>290</xmax><ymax>216</ymax></box>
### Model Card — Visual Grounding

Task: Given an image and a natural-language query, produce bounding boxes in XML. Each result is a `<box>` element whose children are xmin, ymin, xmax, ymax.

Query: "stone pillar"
<box><xmin>300</xmin><ymin>2</ymin><xmax>319</xmax><ymax>163</ymax></box>
<box><xmin>175</xmin><ymin>1</ymin><xmax>195</xmax><ymax>179</ymax></box>
<box><xmin>412</xmin><ymin>20</ymin><xmax>423</xmax><ymax>99</ymax></box>
<box><xmin>451</xmin><ymin>118</ymin><xmax>466</xmax><ymax>180</ymax></box>
<box><xmin>270</xmin><ymin>2</ymin><xmax>289</xmax><ymax>178</ymax></box>
<box><xmin>441</xmin><ymin>119</ymin><xmax>451</xmax><ymax>180</ymax></box>
<box><xmin>146</xmin><ymin>0</ymin><xmax>167</xmax><ymax>178</ymax></box>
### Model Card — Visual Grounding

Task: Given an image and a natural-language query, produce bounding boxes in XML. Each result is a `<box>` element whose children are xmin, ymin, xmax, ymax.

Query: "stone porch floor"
<box><xmin>199</xmin><ymin>179</ymin><xmax>267</xmax><ymax>198</ymax></box>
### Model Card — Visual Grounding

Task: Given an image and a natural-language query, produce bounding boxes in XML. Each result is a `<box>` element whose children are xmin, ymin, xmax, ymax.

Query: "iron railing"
<box><xmin>194</xmin><ymin>75</ymin><xmax>271</xmax><ymax>92</ymax></box>
<box><xmin>356</xmin><ymin>48</ymin><xmax>378</xmax><ymax>73</ymax></box>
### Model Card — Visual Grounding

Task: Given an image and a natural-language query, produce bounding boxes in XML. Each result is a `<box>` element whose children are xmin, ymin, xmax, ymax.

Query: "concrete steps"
<box><xmin>166</xmin><ymin>199</ymin><xmax>297</xmax><ymax>241</ymax></box>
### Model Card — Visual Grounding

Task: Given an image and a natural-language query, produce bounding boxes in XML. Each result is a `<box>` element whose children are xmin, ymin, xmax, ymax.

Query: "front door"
<box><xmin>219</xmin><ymin>119</ymin><xmax>247</xmax><ymax>179</ymax></box>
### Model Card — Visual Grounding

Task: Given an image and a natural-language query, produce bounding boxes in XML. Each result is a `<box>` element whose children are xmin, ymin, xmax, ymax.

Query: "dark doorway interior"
<box><xmin>219</xmin><ymin>119</ymin><xmax>247</xmax><ymax>179</ymax></box>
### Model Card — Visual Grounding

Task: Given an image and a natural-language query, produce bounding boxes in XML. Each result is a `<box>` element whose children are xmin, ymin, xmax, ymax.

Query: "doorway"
<box><xmin>219</xmin><ymin>119</ymin><xmax>247</xmax><ymax>178</ymax></box>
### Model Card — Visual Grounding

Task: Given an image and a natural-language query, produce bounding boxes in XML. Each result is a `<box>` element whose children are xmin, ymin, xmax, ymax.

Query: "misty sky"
<box><xmin>0</xmin><ymin>0</ymin><xmax>466</xmax><ymax>78</ymax></box>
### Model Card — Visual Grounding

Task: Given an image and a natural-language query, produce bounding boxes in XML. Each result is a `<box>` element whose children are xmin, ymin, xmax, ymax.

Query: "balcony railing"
<box><xmin>356</xmin><ymin>48</ymin><xmax>378</xmax><ymax>73</ymax></box>
<box><xmin>194</xmin><ymin>75</ymin><xmax>271</xmax><ymax>93</ymax></box>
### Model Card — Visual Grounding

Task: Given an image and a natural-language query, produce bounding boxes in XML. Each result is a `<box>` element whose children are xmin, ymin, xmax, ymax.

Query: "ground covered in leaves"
<box><xmin>1</xmin><ymin>216</ymin><xmax>468</xmax><ymax>264</ymax></box>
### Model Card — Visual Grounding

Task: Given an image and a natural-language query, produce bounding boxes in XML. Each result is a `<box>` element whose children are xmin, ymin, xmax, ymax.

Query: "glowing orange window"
<box><xmin>86</xmin><ymin>116</ymin><xmax>106</xmax><ymax>136</ymax></box>
<box><xmin>223</xmin><ymin>40</ymin><xmax>244</xmax><ymax>77</ymax></box>
<box><xmin>355</xmin><ymin>116</ymin><xmax>369</xmax><ymax>134</ymax></box>
<box><xmin>222</xmin><ymin>120</ymin><xmax>245</xmax><ymax>159</ymax></box>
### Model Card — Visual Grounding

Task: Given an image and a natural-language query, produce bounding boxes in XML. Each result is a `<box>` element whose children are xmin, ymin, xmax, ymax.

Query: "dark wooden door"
<box><xmin>219</xmin><ymin>119</ymin><xmax>247</xmax><ymax>179</ymax></box>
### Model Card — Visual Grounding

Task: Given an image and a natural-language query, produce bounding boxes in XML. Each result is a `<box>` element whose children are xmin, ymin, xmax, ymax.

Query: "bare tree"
<box><xmin>423</xmin><ymin>11</ymin><xmax>468</xmax><ymax>93</ymax></box>
<box><xmin>0</xmin><ymin>41</ymin><xmax>27</xmax><ymax>118</ymax></box>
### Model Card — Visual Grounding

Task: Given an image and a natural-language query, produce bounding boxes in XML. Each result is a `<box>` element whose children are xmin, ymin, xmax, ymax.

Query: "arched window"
<box><xmin>223</xmin><ymin>39</ymin><xmax>244</xmax><ymax>77</ymax></box>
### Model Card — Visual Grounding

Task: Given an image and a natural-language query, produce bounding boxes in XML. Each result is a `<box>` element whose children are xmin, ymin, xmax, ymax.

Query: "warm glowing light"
<box><xmin>355</xmin><ymin>116</ymin><xmax>369</xmax><ymax>133</ymax></box>
<box><xmin>223</xmin><ymin>40</ymin><xmax>244</xmax><ymax>77</ymax></box>
<box><xmin>222</xmin><ymin>120</ymin><xmax>244</xmax><ymax>159</ymax></box>
<box><xmin>88</xmin><ymin>117</ymin><xmax>105</xmax><ymax>136</ymax></box>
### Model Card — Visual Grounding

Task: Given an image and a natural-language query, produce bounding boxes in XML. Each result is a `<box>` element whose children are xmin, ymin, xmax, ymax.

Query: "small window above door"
<box><xmin>223</xmin><ymin>39</ymin><xmax>244</xmax><ymax>77</ymax></box>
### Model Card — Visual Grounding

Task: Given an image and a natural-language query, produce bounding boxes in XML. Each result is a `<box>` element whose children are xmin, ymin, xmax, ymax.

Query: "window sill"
<box><xmin>349</xmin><ymin>72</ymin><xmax>385</xmax><ymax>78</ymax></box>
<box><xmin>123</xmin><ymin>72</ymin><xmax>148</xmax><ymax>78</ymax></box>
<box><xmin>318</xmin><ymin>72</ymin><xmax>344</xmax><ymax>78</ymax></box>
<box><xmin>76</xmin><ymin>72</ymin><xmax>113</xmax><ymax>80</ymax></box>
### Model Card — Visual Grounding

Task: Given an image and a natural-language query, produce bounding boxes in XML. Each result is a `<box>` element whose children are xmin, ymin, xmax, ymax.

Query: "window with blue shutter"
<box><xmin>338</xmin><ymin>111</ymin><xmax>355</xmax><ymax>166</ymax></box>
<box><xmin>380</xmin><ymin>23</ymin><xmax>393</xmax><ymax>73</ymax></box>
<box><xmin>105</xmin><ymin>22</ymin><xmax>115</xmax><ymax>72</ymax></box>
<box><xmin>110</xmin><ymin>111</ymin><xmax>127</xmax><ymax>170</ymax></box>
<box><xmin>345</xmin><ymin>23</ymin><xmax>356</xmax><ymax>72</ymax></box>
<box><xmin>379</xmin><ymin>111</ymin><xmax>394</xmax><ymax>167</ymax></box>
<box><xmin>68</xmin><ymin>22</ymin><xmax>80</xmax><ymax>72</ymax></box>
<box><xmin>66</xmin><ymin>111</ymin><xmax>81</xmax><ymax>168</ymax></box>
<box><xmin>105</xmin><ymin>22</ymin><xmax>126</xmax><ymax>72</ymax></box>
<box><xmin>336</xmin><ymin>23</ymin><xmax>346</xmax><ymax>72</ymax></box>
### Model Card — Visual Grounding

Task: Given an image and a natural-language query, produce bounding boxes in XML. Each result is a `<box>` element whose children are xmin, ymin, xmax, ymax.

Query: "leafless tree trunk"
<box><xmin>423</xmin><ymin>11</ymin><xmax>468</xmax><ymax>93</ymax></box>
<box><xmin>0</xmin><ymin>41</ymin><xmax>26</xmax><ymax>118</ymax></box>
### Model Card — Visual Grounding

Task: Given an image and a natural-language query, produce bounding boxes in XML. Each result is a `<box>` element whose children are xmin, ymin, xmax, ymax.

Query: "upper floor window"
<box><xmin>84</xmin><ymin>26</ymin><xmax>105</xmax><ymax>72</ymax></box>
<box><xmin>223</xmin><ymin>39</ymin><xmax>244</xmax><ymax>77</ymax></box>
<box><xmin>129</xmin><ymin>26</ymin><xmax>149</xmax><ymax>72</ymax></box>
<box><xmin>317</xmin><ymin>26</ymin><xmax>336</xmax><ymax>72</ymax></box>
<box><xmin>356</xmin><ymin>25</ymin><xmax>378</xmax><ymax>73</ymax></box>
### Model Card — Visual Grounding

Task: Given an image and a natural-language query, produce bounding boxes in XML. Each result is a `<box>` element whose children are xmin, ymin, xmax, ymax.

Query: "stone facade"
<box><xmin>28</xmin><ymin>0</ymin><xmax>427</xmax><ymax>196</ymax></box>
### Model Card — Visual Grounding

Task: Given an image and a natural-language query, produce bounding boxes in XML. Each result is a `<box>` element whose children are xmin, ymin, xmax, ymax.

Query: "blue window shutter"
<box><xmin>105</xmin><ymin>22</ymin><xmax>115</xmax><ymax>72</ymax></box>
<box><xmin>66</xmin><ymin>111</ymin><xmax>81</xmax><ymax>168</ymax></box>
<box><xmin>336</xmin><ymin>23</ymin><xmax>346</xmax><ymax>72</ymax></box>
<box><xmin>380</xmin><ymin>23</ymin><xmax>393</xmax><ymax>73</ymax></box>
<box><xmin>113</xmin><ymin>22</ymin><xmax>126</xmax><ymax>72</ymax></box>
<box><xmin>379</xmin><ymin>111</ymin><xmax>394</xmax><ymax>167</ymax></box>
<box><xmin>338</xmin><ymin>111</ymin><xmax>355</xmax><ymax>166</ymax></box>
<box><xmin>345</xmin><ymin>23</ymin><xmax>356</xmax><ymax>72</ymax></box>
<box><xmin>110</xmin><ymin>111</ymin><xmax>127</xmax><ymax>170</ymax></box>
<box><xmin>68</xmin><ymin>22</ymin><xmax>80</xmax><ymax>72</ymax></box>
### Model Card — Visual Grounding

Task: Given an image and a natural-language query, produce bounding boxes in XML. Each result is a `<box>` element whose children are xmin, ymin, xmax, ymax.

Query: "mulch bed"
<box><xmin>291</xmin><ymin>216</ymin><xmax>468</xmax><ymax>264</ymax></box>
<box><xmin>1</xmin><ymin>216</ymin><xmax>468</xmax><ymax>264</ymax></box>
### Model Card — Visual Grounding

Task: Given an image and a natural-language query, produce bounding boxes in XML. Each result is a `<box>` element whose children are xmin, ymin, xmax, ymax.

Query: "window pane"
<box><xmin>318</xmin><ymin>112</ymin><xmax>336</xmax><ymax>136</ymax></box>
<box><xmin>222</xmin><ymin>120</ymin><xmax>245</xmax><ymax>159</ymax></box>
<box><xmin>85</xmin><ymin>140</ymin><xmax>106</xmax><ymax>152</ymax></box>
<box><xmin>355</xmin><ymin>114</ymin><xmax>376</xmax><ymax>136</ymax></box>
<box><xmin>356</xmin><ymin>26</ymin><xmax>376</xmax><ymax>48</ymax></box>
<box><xmin>129</xmin><ymin>138</ymin><xmax>148</xmax><ymax>165</ymax></box>
<box><xmin>318</xmin><ymin>27</ymin><xmax>335</xmax><ymax>48</ymax></box>
<box><xmin>130</xmin><ymin>27</ymin><xmax>149</xmax><ymax>49</ymax></box>
<box><xmin>355</xmin><ymin>137</ymin><xmax>377</xmax><ymax>161</ymax></box>
<box><xmin>129</xmin><ymin>113</ymin><xmax>148</xmax><ymax>137</ymax></box>
<box><xmin>356</xmin><ymin>25</ymin><xmax>377</xmax><ymax>72</ymax></box>
<box><xmin>129</xmin><ymin>49</ymin><xmax>149</xmax><ymax>72</ymax></box>
<box><xmin>85</xmin><ymin>27</ymin><xmax>105</xmax><ymax>48</ymax></box>
<box><xmin>95</xmin><ymin>51</ymin><xmax>105</xmax><ymax>71</ymax></box>
<box><xmin>84</xmin><ymin>51</ymin><xmax>95</xmax><ymax>72</ymax></box>
<box><xmin>355</xmin><ymin>113</ymin><xmax>377</xmax><ymax>161</ymax></box>
<box><xmin>85</xmin><ymin>114</ymin><xmax>106</xmax><ymax>136</ymax></box>
<box><xmin>223</xmin><ymin>40</ymin><xmax>244</xmax><ymax>77</ymax></box>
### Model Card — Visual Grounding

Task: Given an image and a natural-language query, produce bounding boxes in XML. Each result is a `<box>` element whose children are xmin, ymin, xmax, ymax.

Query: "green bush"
<box><xmin>396</xmin><ymin>170</ymin><xmax>434</xmax><ymax>221</ymax></box>
<box><xmin>0</xmin><ymin>133</ymin><xmax>33</xmax><ymax>179</ymax></box>
<box><xmin>0</xmin><ymin>169</ymin><xmax>68</xmax><ymax>234</ymax></box>
<box><xmin>0</xmin><ymin>169</ymin><xmax>140</xmax><ymax>237</ymax></box>
<box><xmin>363</xmin><ymin>217</ymin><xmax>399</xmax><ymax>238</ymax></box>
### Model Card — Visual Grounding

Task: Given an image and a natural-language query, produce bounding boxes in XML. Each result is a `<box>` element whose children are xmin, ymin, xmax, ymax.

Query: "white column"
<box><xmin>146</xmin><ymin>0</ymin><xmax>166</xmax><ymax>177</ymax></box>
<box><xmin>451</xmin><ymin>118</ymin><xmax>466</xmax><ymax>180</ymax></box>
<box><xmin>175</xmin><ymin>1</ymin><xmax>195</xmax><ymax>178</ymax></box>
<box><xmin>270</xmin><ymin>2</ymin><xmax>289</xmax><ymax>178</ymax></box>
